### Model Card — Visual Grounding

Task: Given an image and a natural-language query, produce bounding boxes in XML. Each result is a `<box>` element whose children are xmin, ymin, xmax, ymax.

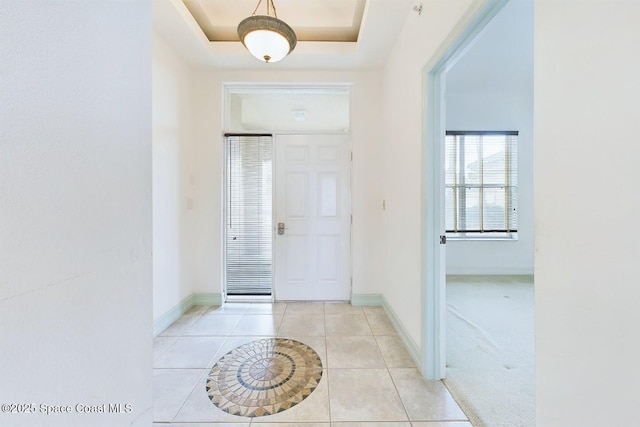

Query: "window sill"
<box><xmin>446</xmin><ymin>232</ymin><xmax>518</xmax><ymax>242</ymax></box>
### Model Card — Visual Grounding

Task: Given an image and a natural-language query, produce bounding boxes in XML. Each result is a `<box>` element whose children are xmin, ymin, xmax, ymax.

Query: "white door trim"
<box><xmin>421</xmin><ymin>0</ymin><xmax>510</xmax><ymax>380</ymax></box>
<box><xmin>221</xmin><ymin>84</ymin><xmax>353</xmax><ymax>303</ymax></box>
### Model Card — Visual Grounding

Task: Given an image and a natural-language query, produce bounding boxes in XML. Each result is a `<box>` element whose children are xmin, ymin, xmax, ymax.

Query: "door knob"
<box><xmin>277</xmin><ymin>222</ymin><xmax>286</xmax><ymax>235</ymax></box>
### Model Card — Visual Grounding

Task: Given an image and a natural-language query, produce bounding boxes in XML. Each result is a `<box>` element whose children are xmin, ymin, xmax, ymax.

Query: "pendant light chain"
<box><xmin>251</xmin><ymin>0</ymin><xmax>262</xmax><ymax>16</ymax></box>
<box><xmin>251</xmin><ymin>0</ymin><xmax>278</xmax><ymax>18</ymax></box>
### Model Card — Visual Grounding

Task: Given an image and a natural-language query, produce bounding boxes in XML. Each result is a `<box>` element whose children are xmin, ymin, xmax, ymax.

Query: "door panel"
<box><xmin>275</xmin><ymin>134</ymin><xmax>351</xmax><ymax>301</ymax></box>
<box><xmin>317</xmin><ymin>235</ymin><xmax>339</xmax><ymax>282</ymax></box>
<box><xmin>286</xmin><ymin>173</ymin><xmax>309</xmax><ymax>218</ymax></box>
<box><xmin>318</xmin><ymin>173</ymin><xmax>340</xmax><ymax>217</ymax></box>
<box><xmin>285</xmin><ymin>235</ymin><xmax>308</xmax><ymax>281</ymax></box>
<box><xmin>286</xmin><ymin>145</ymin><xmax>309</xmax><ymax>163</ymax></box>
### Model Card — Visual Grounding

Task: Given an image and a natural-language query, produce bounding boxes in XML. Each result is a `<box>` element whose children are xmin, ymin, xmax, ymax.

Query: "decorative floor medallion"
<box><xmin>206</xmin><ymin>338</ymin><xmax>323</xmax><ymax>417</ymax></box>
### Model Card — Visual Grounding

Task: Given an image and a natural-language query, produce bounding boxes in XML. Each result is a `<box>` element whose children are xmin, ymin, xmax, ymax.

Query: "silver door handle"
<box><xmin>277</xmin><ymin>222</ymin><xmax>287</xmax><ymax>235</ymax></box>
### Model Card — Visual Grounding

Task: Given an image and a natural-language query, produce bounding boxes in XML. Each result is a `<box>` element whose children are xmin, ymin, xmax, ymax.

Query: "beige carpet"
<box><xmin>444</xmin><ymin>276</ymin><xmax>535</xmax><ymax>427</ymax></box>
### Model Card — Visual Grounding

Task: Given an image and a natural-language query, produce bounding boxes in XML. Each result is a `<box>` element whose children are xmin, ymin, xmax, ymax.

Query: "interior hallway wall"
<box><xmin>0</xmin><ymin>1</ymin><xmax>152</xmax><ymax>426</ymax></box>
<box><xmin>535</xmin><ymin>1</ymin><xmax>640</xmax><ymax>425</ymax></box>
<box><xmin>190</xmin><ymin>70</ymin><xmax>385</xmax><ymax>300</ymax></box>
<box><xmin>152</xmin><ymin>32</ymin><xmax>198</xmax><ymax>321</ymax></box>
<box><xmin>380</xmin><ymin>0</ymin><xmax>476</xmax><ymax>350</ymax></box>
<box><xmin>445</xmin><ymin>0</ymin><xmax>534</xmax><ymax>275</ymax></box>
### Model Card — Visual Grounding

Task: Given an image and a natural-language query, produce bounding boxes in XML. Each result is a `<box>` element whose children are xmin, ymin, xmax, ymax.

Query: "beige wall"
<box><xmin>0</xmin><ymin>1</ymin><xmax>152</xmax><ymax>426</ymax></box>
<box><xmin>380</xmin><ymin>0</ymin><xmax>476</xmax><ymax>349</ymax></box>
<box><xmin>152</xmin><ymin>32</ymin><xmax>199</xmax><ymax>321</ymax></box>
<box><xmin>190</xmin><ymin>70</ymin><xmax>386</xmax><ymax>299</ymax></box>
<box><xmin>534</xmin><ymin>1</ymin><xmax>640</xmax><ymax>425</ymax></box>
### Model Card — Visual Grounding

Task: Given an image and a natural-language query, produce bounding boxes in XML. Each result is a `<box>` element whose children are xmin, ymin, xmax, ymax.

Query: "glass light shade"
<box><xmin>238</xmin><ymin>15</ymin><xmax>297</xmax><ymax>63</ymax></box>
<box><xmin>244</xmin><ymin>30</ymin><xmax>290</xmax><ymax>63</ymax></box>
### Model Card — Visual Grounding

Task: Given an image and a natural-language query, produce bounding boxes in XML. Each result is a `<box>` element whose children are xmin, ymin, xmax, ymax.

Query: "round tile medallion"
<box><xmin>206</xmin><ymin>338</ymin><xmax>323</xmax><ymax>417</ymax></box>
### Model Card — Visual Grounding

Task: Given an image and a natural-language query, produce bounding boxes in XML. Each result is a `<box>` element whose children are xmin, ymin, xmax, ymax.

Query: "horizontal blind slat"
<box><xmin>444</xmin><ymin>132</ymin><xmax>518</xmax><ymax>234</ymax></box>
<box><xmin>225</xmin><ymin>135</ymin><xmax>273</xmax><ymax>295</ymax></box>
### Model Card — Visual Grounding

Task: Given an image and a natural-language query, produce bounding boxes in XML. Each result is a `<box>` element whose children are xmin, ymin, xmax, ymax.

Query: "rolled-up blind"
<box><xmin>225</xmin><ymin>135</ymin><xmax>273</xmax><ymax>295</ymax></box>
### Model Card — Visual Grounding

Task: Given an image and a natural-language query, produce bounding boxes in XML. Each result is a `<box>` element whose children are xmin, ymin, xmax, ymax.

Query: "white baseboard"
<box><xmin>352</xmin><ymin>293</ymin><xmax>422</xmax><ymax>369</ymax></box>
<box><xmin>153</xmin><ymin>294</ymin><xmax>194</xmax><ymax>337</ymax></box>
<box><xmin>446</xmin><ymin>267</ymin><xmax>534</xmax><ymax>275</ymax></box>
<box><xmin>194</xmin><ymin>293</ymin><xmax>223</xmax><ymax>306</ymax></box>
<box><xmin>153</xmin><ymin>293</ymin><xmax>222</xmax><ymax>337</ymax></box>
<box><xmin>381</xmin><ymin>296</ymin><xmax>422</xmax><ymax>369</ymax></box>
<box><xmin>446</xmin><ymin>274</ymin><xmax>534</xmax><ymax>283</ymax></box>
<box><xmin>351</xmin><ymin>294</ymin><xmax>383</xmax><ymax>306</ymax></box>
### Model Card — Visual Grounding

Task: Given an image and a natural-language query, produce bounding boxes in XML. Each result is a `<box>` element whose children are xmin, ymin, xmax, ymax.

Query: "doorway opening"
<box><xmin>423</xmin><ymin>0</ymin><xmax>534</xmax><ymax>425</ymax></box>
<box><xmin>422</xmin><ymin>0</ymin><xmax>512</xmax><ymax>379</ymax></box>
<box><xmin>223</xmin><ymin>85</ymin><xmax>352</xmax><ymax>302</ymax></box>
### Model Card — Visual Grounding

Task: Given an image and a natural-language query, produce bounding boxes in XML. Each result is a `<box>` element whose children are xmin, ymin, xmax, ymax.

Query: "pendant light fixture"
<box><xmin>237</xmin><ymin>0</ymin><xmax>297</xmax><ymax>63</ymax></box>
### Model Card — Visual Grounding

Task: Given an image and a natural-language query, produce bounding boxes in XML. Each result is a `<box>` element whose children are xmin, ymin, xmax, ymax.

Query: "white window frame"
<box><xmin>445</xmin><ymin>130</ymin><xmax>518</xmax><ymax>241</ymax></box>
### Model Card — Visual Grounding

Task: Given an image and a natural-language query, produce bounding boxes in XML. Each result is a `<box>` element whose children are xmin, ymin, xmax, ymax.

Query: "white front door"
<box><xmin>274</xmin><ymin>134</ymin><xmax>351</xmax><ymax>301</ymax></box>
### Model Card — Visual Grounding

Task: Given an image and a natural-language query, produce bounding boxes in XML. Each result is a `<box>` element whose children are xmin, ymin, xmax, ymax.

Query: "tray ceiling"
<box><xmin>183</xmin><ymin>0</ymin><xmax>366</xmax><ymax>42</ymax></box>
<box><xmin>152</xmin><ymin>0</ymin><xmax>413</xmax><ymax>69</ymax></box>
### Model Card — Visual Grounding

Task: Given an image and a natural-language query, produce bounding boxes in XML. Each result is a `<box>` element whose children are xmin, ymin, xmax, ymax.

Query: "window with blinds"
<box><xmin>445</xmin><ymin>131</ymin><xmax>518</xmax><ymax>238</ymax></box>
<box><xmin>225</xmin><ymin>135</ymin><xmax>273</xmax><ymax>295</ymax></box>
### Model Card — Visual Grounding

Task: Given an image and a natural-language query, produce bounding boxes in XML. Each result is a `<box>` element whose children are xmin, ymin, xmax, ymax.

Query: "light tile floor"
<box><xmin>153</xmin><ymin>302</ymin><xmax>471</xmax><ymax>427</ymax></box>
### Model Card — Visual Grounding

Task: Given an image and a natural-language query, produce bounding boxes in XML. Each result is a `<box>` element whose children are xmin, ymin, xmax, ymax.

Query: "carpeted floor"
<box><xmin>444</xmin><ymin>275</ymin><xmax>535</xmax><ymax>427</ymax></box>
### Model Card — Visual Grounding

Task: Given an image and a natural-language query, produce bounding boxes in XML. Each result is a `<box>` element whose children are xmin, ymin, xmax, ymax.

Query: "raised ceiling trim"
<box><xmin>183</xmin><ymin>0</ymin><xmax>367</xmax><ymax>43</ymax></box>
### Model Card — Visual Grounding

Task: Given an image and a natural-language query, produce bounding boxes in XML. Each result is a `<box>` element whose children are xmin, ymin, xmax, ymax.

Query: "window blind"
<box><xmin>225</xmin><ymin>135</ymin><xmax>273</xmax><ymax>295</ymax></box>
<box><xmin>445</xmin><ymin>131</ymin><xmax>518</xmax><ymax>235</ymax></box>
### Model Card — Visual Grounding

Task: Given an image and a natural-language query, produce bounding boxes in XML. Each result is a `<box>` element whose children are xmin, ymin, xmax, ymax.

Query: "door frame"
<box><xmin>222</xmin><ymin>84</ymin><xmax>353</xmax><ymax>302</ymax></box>
<box><xmin>421</xmin><ymin>0</ymin><xmax>510</xmax><ymax>379</ymax></box>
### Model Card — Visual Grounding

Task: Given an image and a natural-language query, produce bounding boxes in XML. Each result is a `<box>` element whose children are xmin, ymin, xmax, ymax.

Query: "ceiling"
<box><xmin>152</xmin><ymin>0</ymin><xmax>414</xmax><ymax>70</ymax></box>
<box><xmin>184</xmin><ymin>0</ymin><xmax>367</xmax><ymax>42</ymax></box>
<box><xmin>446</xmin><ymin>0</ymin><xmax>533</xmax><ymax>94</ymax></box>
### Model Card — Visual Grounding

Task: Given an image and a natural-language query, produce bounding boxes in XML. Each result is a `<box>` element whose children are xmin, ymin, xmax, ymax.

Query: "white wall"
<box><xmin>535</xmin><ymin>1</ymin><xmax>640</xmax><ymax>425</ymax></box>
<box><xmin>0</xmin><ymin>1</ymin><xmax>152</xmax><ymax>426</ymax></box>
<box><xmin>190</xmin><ymin>70</ymin><xmax>385</xmax><ymax>299</ymax></box>
<box><xmin>445</xmin><ymin>0</ymin><xmax>534</xmax><ymax>275</ymax></box>
<box><xmin>152</xmin><ymin>32</ymin><xmax>198</xmax><ymax>321</ymax></box>
<box><xmin>380</xmin><ymin>0</ymin><xmax>476</xmax><ymax>350</ymax></box>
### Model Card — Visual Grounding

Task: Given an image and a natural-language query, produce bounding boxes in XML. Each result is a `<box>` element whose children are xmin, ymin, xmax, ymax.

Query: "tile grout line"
<box><xmin>386</xmin><ymin>364</ymin><xmax>413</xmax><ymax>424</ymax></box>
<box><xmin>365</xmin><ymin>309</ymin><xmax>413</xmax><ymax>424</ymax></box>
<box><xmin>157</xmin><ymin>302</ymin><xmax>418</xmax><ymax>425</ymax></box>
<box><xmin>196</xmin><ymin>304</ymin><xmax>226</xmax><ymax>421</ymax></box>
<box><xmin>154</xmin><ymin>304</ymin><xmax>210</xmax><ymax>424</ymax></box>
<box><xmin>152</xmin><ymin>335</ymin><xmax>179</xmax><ymax>363</ymax></box>
<box><xmin>165</xmin><ymin>323</ymin><xmax>212</xmax><ymax>424</ymax></box>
